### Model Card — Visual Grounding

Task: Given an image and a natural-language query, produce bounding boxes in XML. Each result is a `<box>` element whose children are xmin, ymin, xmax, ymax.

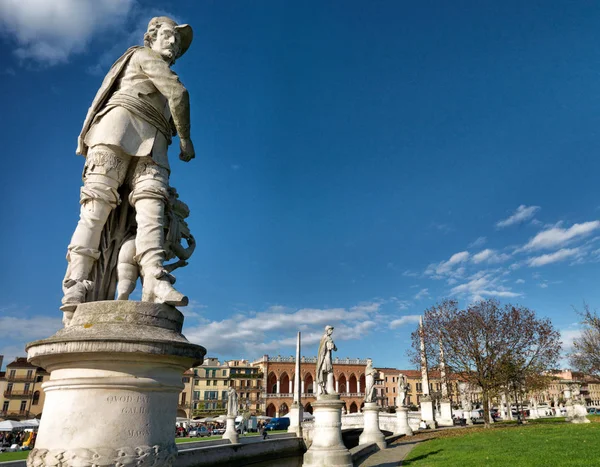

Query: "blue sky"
<box><xmin>1</xmin><ymin>0</ymin><xmax>600</xmax><ymax>370</ymax></box>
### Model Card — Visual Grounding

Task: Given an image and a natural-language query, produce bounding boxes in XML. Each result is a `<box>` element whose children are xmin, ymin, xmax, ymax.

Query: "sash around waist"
<box><xmin>104</xmin><ymin>91</ymin><xmax>173</xmax><ymax>144</ymax></box>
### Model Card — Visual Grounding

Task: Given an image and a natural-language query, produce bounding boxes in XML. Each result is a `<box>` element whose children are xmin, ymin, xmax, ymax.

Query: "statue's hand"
<box><xmin>179</xmin><ymin>138</ymin><xmax>195</xmax><ymax>162</ymax></box>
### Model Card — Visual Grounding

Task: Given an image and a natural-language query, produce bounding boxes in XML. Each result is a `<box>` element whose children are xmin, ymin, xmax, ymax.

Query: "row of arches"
<box><xmin>266</xmin><ymin>372</ymin><xmax>366</xmax><ymax>395</ymax></box>
<box><xmin>265</xmin><ymin>400</ymin><xmax>366</xmax><ymax>417</ymax></box>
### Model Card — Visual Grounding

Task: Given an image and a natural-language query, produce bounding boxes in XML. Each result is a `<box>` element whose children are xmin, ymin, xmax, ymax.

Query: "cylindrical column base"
<box><xmin>359</xmin><ymin>402</ymin><xmax>386</xmax><ymax>449</ymax></box>
<box><xmin>303</xmin><ymin>395</ymin><xmax>352</xmax><ymax>467</ymax></box>
<box><xmin>25</xmin><ymin>301</ymin><xmax>206</xmax><ymax>467</ymax></box>
<box><xmin>223</xmin><ymin>415</ymin><xmax>239</xmax><ymax>443</ymax></box>
<box><xmin>395</xmin><ymin>406</ymin><xmax>413</xmax><ymax>436</ymax></box>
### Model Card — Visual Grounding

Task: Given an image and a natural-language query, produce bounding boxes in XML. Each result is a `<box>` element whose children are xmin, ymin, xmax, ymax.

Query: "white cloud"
<box><xmin>0</xmin><ymin>0</ymin><xmax>135</xmax><ymax>65</ymax></box>
<box><xmin>472</xmin><ymin>249</ymin><xmax>510</xmax><ymax>265</ymax></box>
<box><xmin>414</xmin><ymin>288</ymin><xmax>430</xmax><ymax>300</ymax></box>
<box><xmin>0</xmin><ymin>315</ymin><xmax>62</xmax><ymax>340</ymax></box>
<box><xmin>496</xmin><ymin>205</ymin><xmax>540</xmax><ymax>228</ymax></box>
<box><xmin>515</xmin><ymin>279</ymin><xmax>525</xmax><ymax>284</ymax></box>
<box><xmin>527</xmin><ymin>248</ymin><xmax>581</xmax><ymax>267</ymax></box>
<box><xmin>389</xmin><ymin>315</ymin><xmax>421</xmax><ymax>329</ymax></box>
<box><xmin>539</xmin><ymin>283</ymin><xmax>548</xmax><ymax>289</ymax></box>
<box><xmin>561</xmin><ymin>329</ymin><xmax>582</xmax><ymax>350</ymax></box>
<box><xmin>521</xmin><ymin>221</ymin><xmax>600</xmax><ymax>251</ymax></box>
<box><xmin>468</xmin><ymin>237</ymin><xmax>487</xmax><ymax>248</ymax></box>
<box><xmin>183</xmin><ymin>302</ymin><xmax>382</xmax><ymax>357</ymax></box>
<box><xmin>402</xmin><ymin>270</ymin><xmax>419</xmax><ymax>277</ymax></box>
<box><xmin>425</xmin><ymin>251</ymin><xmax>470</xmax><ymax>276</ymax></box>
<box><xmin>451</xmin><ymin>272</ymin><xmax>522</xmax><ymax>301</ymax></box>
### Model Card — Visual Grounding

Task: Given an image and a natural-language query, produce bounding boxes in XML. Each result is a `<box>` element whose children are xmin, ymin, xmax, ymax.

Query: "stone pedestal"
<box><xmin>223</xmin><ymin>415</ymin><xmax>239</xmax><ymax>443</ymax></box>
<box><xmin>567</xmin><ymin>401</ymin><xmax>591</xmax><ymax>424</ymax></box>
<box><xmin>288</xmin><ymin>402</ymin><xmax>303</xmax><ymax>436</ymax></box>
<box><xmin>303</xmin><ymin>394</ymin><xmax>352</xmax><ymax>467</ymax></box>
<box><xmin>419</xmin><ymin>396</ymin><xmax>437</xmax><ymax>428</ymax></box>
<box><xmin>358</xmin><ymin>402</ymin><xmax>386</xmax><ymax>449</ymax></box>
<box><xmin>395</xmin><ymin>406</ymin><xmax>413</xmax><ymax>436</ymax></box>
<box><xmin>25</xmin><ymin>301</ymin><xmax>206</xmax><ymax>467</ymax></box>
<box><xmin>437</xmin><ymin>400</ymin><xmax>453</xmax><ymax>426</ymax></box>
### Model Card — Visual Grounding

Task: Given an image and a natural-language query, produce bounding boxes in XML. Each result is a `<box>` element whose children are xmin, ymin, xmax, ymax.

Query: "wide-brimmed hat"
<box><xmin>147</xmin><ymin>16</ymin><xmax>193</xmax><ymax>59</ymax></box>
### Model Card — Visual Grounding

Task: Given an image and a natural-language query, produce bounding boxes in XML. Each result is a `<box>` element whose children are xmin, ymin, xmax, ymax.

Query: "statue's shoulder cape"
<box><xmin>76</xmin><ymin>46</ymin><xmax>143</xmax><ymax>156</ymax></box>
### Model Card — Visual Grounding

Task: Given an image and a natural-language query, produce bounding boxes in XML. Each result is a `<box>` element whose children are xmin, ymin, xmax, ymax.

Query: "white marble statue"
<box><xmin>364</xmin><ymin>358</ymin><xmax>377</xmax><ymax>403</ymax></box>
<box><xmin>116</xmin><ymin>187</ymin><xmax>196</xmax><ymax>300</ymax></box>
<box><xmin>61</xmin><ymin>16</ymin><xmax>195</xmax><ymax>325</ymax></box>
<box><xmin>316</xmin><ymin>325</ymin><xmax>337</xmax><ymax>395</ymax></box>
<box><xmin>227</xmin><ymin>386</ymin><xmax>239</xmax><ymax>417</ymax></box>
<box><xmin>397</xmin><ymin>373</ymin><xmax>408</xmax><ymax>407</ymax></box>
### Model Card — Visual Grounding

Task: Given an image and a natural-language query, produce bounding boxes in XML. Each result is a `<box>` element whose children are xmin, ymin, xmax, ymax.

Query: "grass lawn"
<box><xmin>0</xmin><ymin>450</ymin><xmax>30</xmax><ymax>462</ymax></box>
<box><xmin>403</xmin><ymin>417</ymin><xmax>600</xmax><ymax>466</ymax></box>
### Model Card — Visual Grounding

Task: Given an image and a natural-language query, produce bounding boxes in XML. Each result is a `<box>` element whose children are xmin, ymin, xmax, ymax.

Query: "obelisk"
<box><xmin>288</xmin><ymin>332</ymin><xmax>304</xmax><ymax>436</ymax></box>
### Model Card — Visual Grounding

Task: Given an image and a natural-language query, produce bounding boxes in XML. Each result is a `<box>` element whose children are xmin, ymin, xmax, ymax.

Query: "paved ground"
<box><xmin>357</xmin><ymin>435</ymin><xmax>434</xmax><ymax>467</ymax></box>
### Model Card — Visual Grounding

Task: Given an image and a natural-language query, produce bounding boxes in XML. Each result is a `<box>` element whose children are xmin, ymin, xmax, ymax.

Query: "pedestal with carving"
<box><xmin>302</xmin><ymin>394</ymin><xmax>352</xmax><ymax>467</ymax></box>
<box><xmin>223</xmin><ymin>415</ymin><xmax>239</xmax><ymax>443</ymax></box>
<box><xmin>419</xmin><ymin>396</ymin><xmax>437</xmax><ymax>429</ymax></box>
<box><xmin>287</xmin><ymin>402</ymin><xmax>303</xmax><ymax>436</ymax></box>
<box><xmin>25</xmin><ymin>301</ymin><xmax>206</xmax><ymax>467</ymax></box>
<box><xmin>395</xmin><ymin>406</ymin><xmax>413</xmax><ymax>436</ymax></box>
<box><xmin>358</xmin><ymin>402</ymin><xmax>386</xmax><ymax>449</ymax></box>
<box><xmin>437</xmin><ymin>400</ymin><xmax>454</xmax><ymax>426</ymax></box>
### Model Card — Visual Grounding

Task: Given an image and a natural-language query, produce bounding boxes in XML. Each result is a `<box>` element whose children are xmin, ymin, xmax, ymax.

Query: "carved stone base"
<box><xmin>419</xmin><ymin>397</ymin><xmax>437</xmax><ymax>429</ymax></box>
<box><xmin>395</xmin><ymin>406</ymin><xmax>413</xmax><ymax>436</ymax></box>
<box><xmin>358</xmin><ymin>402</ymin><xmax>385</xmax><ymax>449</ymax></box>
<box><xmin>437</xmin><ymin>400</ymin><xmax>454</xmax><ymax>427</ymax></box>
<box><xmin>287</xmin><ymin>402</ymin><xmax>304</xmax><ymax>436</ymax></box>
<box><xmin>26</xmin><ymin>301</ymin><xmax>206</xmax><ymax>467</ymax></box>
<box><xmin>223</xmin><ymin>415</ymin><xmax>239</xmax><ymax>443</ymax></box>
<box><xmin>302</xmin><ymin>394</ymin><xmax>352</xmax><ymax>467</ymax></box>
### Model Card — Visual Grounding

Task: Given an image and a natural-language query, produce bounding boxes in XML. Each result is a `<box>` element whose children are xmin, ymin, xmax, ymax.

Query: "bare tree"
<box><xmin>412</xmin><ymin>299</ymin><xmax>561</xmax><ymax>427</ymax></box>
<box><xmin>568</xmin><ymin>303</ymin><xmax>600</xmax><ymax>376</ymax></box>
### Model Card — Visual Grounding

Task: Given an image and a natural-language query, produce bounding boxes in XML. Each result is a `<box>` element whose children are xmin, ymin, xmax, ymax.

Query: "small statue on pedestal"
<box><xmin>316</xmin><ymin>325</ymin><xmax>337</xmax><ymax>396</ymax></box>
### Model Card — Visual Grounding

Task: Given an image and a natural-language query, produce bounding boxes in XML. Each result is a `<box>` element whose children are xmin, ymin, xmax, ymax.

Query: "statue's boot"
<box><xmin>60</xmin><ymin>250</ymin><xmax>96</xmax><ymax>326</ymax></box>
<box><xmin>135</xmin><ymin>197</ymin><xmax>188</xmax><ymax>306</ymax></box>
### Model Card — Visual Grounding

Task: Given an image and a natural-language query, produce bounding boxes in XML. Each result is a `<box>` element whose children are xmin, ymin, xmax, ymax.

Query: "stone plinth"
<box><xmin>287</xmin><ymin>402</ymin><xmax>303</xmax><ymax>436</ymax></box>
<box><xmin>302</xmin><ymin>394</ymin><xmax>352</xmax><ymax>467</ymax></box>
<box><xmin>358</xmin><ymin>402</ymin><xmax>385</xmax><ymax>449</ymax></box>
<box><xmin>25</xmin><ymin>301</ymin><xmax>206</xmax><ymax>467</ymax></box>
<box><xmin>567</xmin><ymin>401</ymin><xmax>590</xmax><ymax>424</ymax></box>
<box><xmin>223</xmin><ymin>415</ymin><xmax>239</xmax><ymax>443</ymax></box>
<box><xmin>419</xmin><ymin>396</ymin><xmax>437</xmax><ymax>428</ymax></box>
<box><xmin>437</xmin><ymin>400</ymin><xmax>453</xmax><ymax>426</ymax></box>
<box><xmin>395</xmin><ymin>406</ymin><xmax>413</xmax><ymax>436</ymax></box>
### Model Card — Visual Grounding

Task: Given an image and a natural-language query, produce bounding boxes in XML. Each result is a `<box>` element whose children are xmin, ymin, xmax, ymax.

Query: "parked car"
<box><xmin>587</xmin><ymin>408</ymin><xmax>599</xmax><ymax>415</ymax></box>
<box><xmin>265</xmin><ymin>417</ymin><xmax>291</xmax><ymax>431</ymax></box>
<box><xmin>189</xmin><ymin>426</ymin><xmax>211</xmax><ymax>437</ymax></box>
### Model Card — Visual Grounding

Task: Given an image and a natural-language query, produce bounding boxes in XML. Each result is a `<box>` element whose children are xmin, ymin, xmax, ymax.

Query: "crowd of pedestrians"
<box><xmin>0</xmin><ymin>430</ymin><xmax>36</xmax><ymax>451</ymax></box>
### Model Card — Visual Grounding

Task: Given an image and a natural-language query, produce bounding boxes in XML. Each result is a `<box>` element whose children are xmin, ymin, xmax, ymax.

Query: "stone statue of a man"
<box><xmin>61</xmin><ymin>16</ymin><xmax>195</xmax><ymax>324</ymax></box>
<box><xmin>364</xmin><ymin>358</ymin><xmax>377</xmax><ymax>403</ymax></box>
<box><xmin>227</xmin><ymin>387</ymin><xmax>239</xmax><ymax>417</ymax></box>
<box><xmin>397</xmin><ymin>373</ymin><xmax>408</xmax><ymax>407</ymax></box>
<box><xmin>316</xmin><ymin>325</ymin><xmax>337</xmax><ymax>396</ymax></box>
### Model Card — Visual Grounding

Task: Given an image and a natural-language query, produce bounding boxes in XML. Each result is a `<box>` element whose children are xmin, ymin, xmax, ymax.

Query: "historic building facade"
<box><xmin>177</xmin><ymin>358</ymin><xmax>263</xmax><ymax>418</ymax></box>
<box><xmin>252</xmin><ymin>355</ymin><xmax>371</xmax><ymax>417</ymax></box>
<box><xmin>0</xmin><ymin>357</ymin><xmax>49</xmax><ymax>420</ymax></box>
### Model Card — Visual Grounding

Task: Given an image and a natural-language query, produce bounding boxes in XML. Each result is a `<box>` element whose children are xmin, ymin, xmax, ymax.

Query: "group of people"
<box><xmin>0</xmin><ymin>430</ymin><xmax>36</xmax><ymax>451</ymax></box>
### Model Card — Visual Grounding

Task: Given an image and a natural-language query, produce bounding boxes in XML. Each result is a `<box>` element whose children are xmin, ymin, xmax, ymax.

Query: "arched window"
<box><xmin>32</xmin><ymin>391</ymin><xmax>40</xmax><ymax>406</ymax></box>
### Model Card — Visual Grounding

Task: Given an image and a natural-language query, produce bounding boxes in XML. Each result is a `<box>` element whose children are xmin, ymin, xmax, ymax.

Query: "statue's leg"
<box><xmin>130</xmin><ymin>158</ymin><xmax>188</xmax><ymax>306</ymax></box>
<box><xmin>116</xmin><ymin>237</ymin><xmax>138</xmax><ymax>300</ymax></box>
<box><xmin>62</xmin><ymin>145</ymin><xmax>129</xmax><ymax>320</ymax></box>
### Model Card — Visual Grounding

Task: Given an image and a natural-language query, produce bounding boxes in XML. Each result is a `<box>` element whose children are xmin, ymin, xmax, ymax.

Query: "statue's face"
<box><xmin>151</xmin><ymin>23</ymin><xmax>181</xmax><ymax>63</ymax></box>
<box><xmin>327</xmin><ymin>327</ymin><xmax>333</xmax><ymax>336</ymax></box>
